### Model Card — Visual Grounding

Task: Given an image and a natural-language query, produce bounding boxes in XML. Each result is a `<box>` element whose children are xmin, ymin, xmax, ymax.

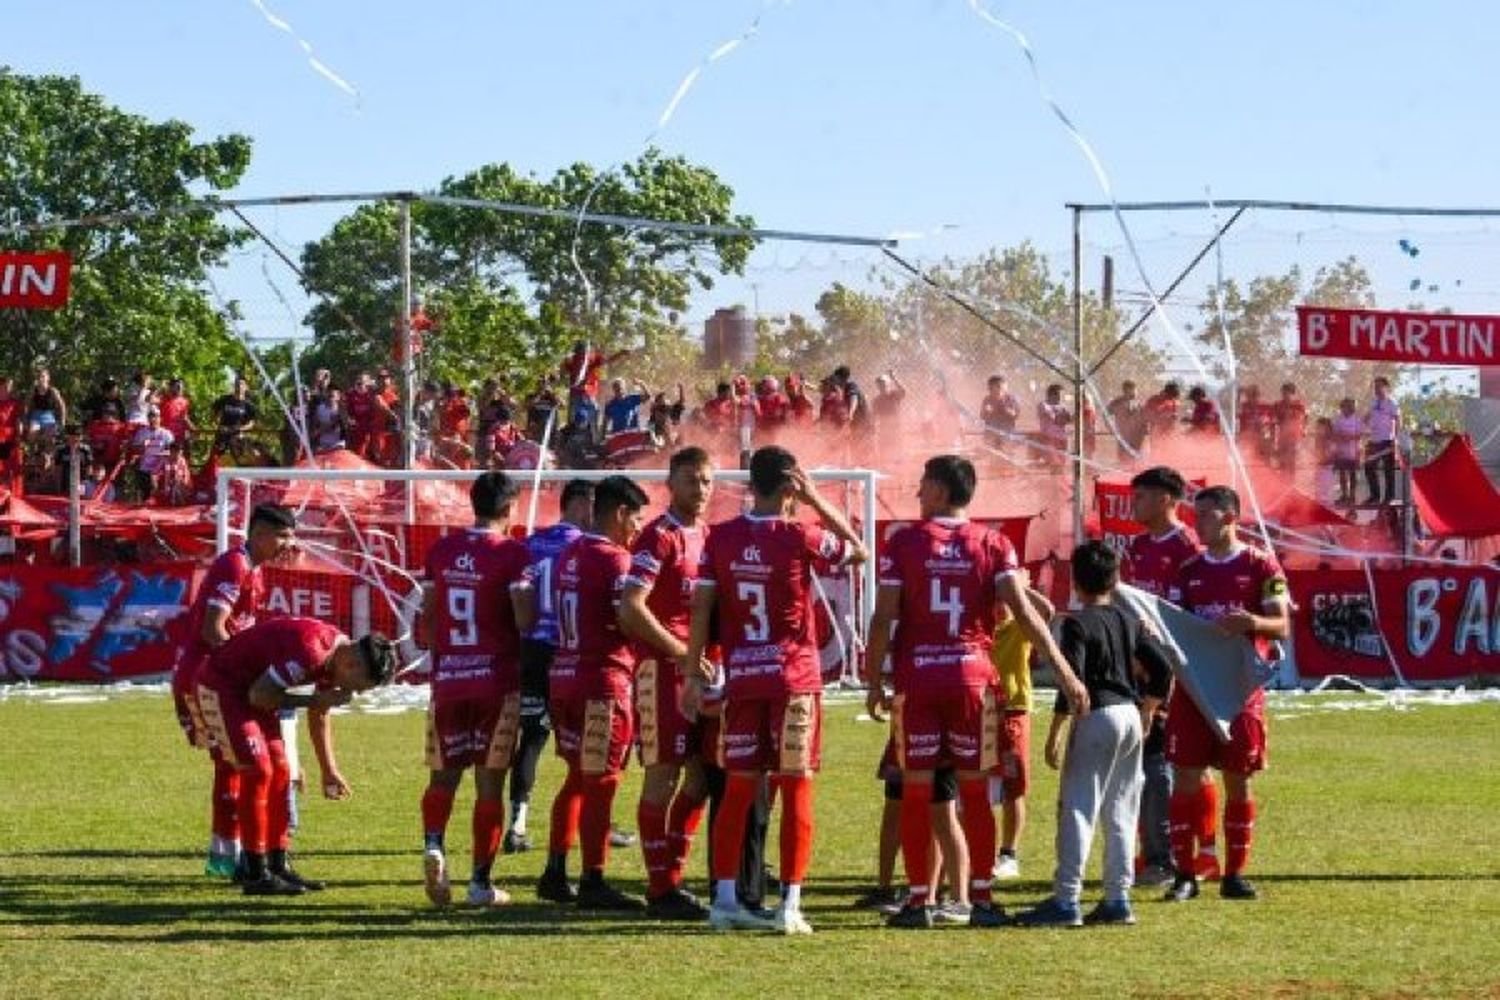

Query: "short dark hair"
<box><xmin>354</xmin><ymin>633</ymin><xmax>397</xmax><ymax>686</ymax></box>
<box><xmin>1071</xmin><ymin>540</ymin><xmax>1119</xmax><ymax>596</ymax></box>
<box><xmin>748</xmin><ymin>445</ymin><xmax>797</xmax><ymax>498</ymax></box>
<box><xmin>1130</xmin><ymin>466</ymin><xmax>1187</xmax><ymax>500</ymax></box>
<box><xmin>669</xmin><ymin>446</ymin><xmax>711</xmax><ymax>477</ymax></box>
<box><xmin>922</xmin><ymin>454</ymin><xmax>976</xmax><ymax>508</ymax></box>
<box><xmin>1163</xmin><ymin>381</ymin><xmax>1181</xmax><ymax>398</ymax></box>
<box><xmin>987</xmin><ymin>375</ymin><xmax>1005</xmax><ymax>388</ymax></box>
<box><xmin>471</xmin><ymin>470</ymin><xmax>519</xmax><ymax>519</ymax></box>
<box><xmin>249</xmin><ymin>504</ymin><xmax>295</xmax><ymax>532</ymax></box>
<box><xmin>832</xmin><ymin>365</ymin><xmax>851</xmax><ymax>382</ymax></box>
<box><xmin>1195</xmin><ymin>484</ymin><xmax>1240</xmax><ymax>516</ymax></box>
<box><xmin>560</xmin><ymin>478</ymin><xmax>594</xmax><ymax>513</ymax></box>
<box><xmin>593</xmin><ymin>475</ymin><xmax>648</xmax><ymax>522</ymax></box>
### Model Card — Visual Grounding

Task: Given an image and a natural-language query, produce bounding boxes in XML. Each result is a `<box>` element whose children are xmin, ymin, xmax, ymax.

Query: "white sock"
<box><xmin>714</xmin><ymin>879</ymin><xmax>738</xmax><ymax>909</ymax></box>
<box><xmin>210</xmin><ymin>835</ymin><xmax>236</xmax><ymax>857</ymax></box>
<box><xmin>511</xmin><ymin>802</ymin><xmax>528</xmax><ymax>834</ymax></box>
<box><xmin>782</xmin><ymin>883</ymin><xmax>802</xmax><ymax>912</ymax></box>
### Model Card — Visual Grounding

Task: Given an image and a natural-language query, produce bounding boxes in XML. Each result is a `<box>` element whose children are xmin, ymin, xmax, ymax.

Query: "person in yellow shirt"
<box><xmin>989</xmin><ymin>571</ymin><xmax>1055</xmax><ymax>880</ymax></box>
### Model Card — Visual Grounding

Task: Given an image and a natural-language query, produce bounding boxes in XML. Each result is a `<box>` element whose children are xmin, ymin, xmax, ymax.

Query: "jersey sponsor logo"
<box><xmin>454</xmin><ymin>552</ymin><xmax>476</xmax><ymax>572</ymax></box>
<box><xmin>741</xmin><ymin>545</ymin><xmax>762</xmax><ymax>563</ymax></box>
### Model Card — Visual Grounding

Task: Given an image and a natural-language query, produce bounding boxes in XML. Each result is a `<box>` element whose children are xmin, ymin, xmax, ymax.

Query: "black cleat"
<box><xmin>503</xmin><ymin>829</ymin><xmax>532</xmax><ymax>855</ymax></box>
<box><xmin>536</xmin><ymin>868</ymin><xmax>578</xmax><ymax>904</ymax></box>
<box><xmin>886</xmin><ymin>902</ymin><xmax>935</xmax><ymax>929</ymax></box>
<box><xmin>1163</xmin><ymin>875</ymin><xmax>1200</xmax><ymax>902</ymax></box>
<box><xmin>852</xmin><ymin>886</ymin><xmax>903</xmax><ymax>911</ymax></box>
<box><xmin>575</xmin><ymin>876</ymin><xmax>645</xmax><ymax>912</ymax></box>
<box><xmin>1220</xmin><ymin>874</ymin><xmax>1259</xmax><ymax>900</ymax></box>
<box><xmin>242</xmin><ymin>872</ymin><xmax>307</xmax><ymax>897</ymax></box>
<box><xmin>273</xmin><ymin>867</ymin><xmax>326</xmax><ymax>891</ymax></box>
<box><xmin>645</xmin><ymin>886</ymin><xmax>709</xmax><ymax>921</ymax></box>
<box><xmin>968</xmin><ymin>900</ymin><xmax>1009</xmax><ymax>928</ymax></box>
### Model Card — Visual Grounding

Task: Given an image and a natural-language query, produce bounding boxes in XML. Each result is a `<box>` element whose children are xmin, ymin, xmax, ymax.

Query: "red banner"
<box><xmin>261</xmin><ymin>565</ymin><xmax>357</xmax><ymax>633</ymax></box>
<box><xmin>1290</xmin><ymin>565</ymin><xmax>1500</xmax><ymax>682</ymax></box>
<box><xmin>1297</xmin><ymin>305</ymin><xmax>1500</xmax><ymax>367</ymax></box>
<box><xmin>1094</xmin><ymin>481</ymin><xmax>1198</xmax><ymax>553</ymax></box>
<box><xmin>0</xmin><ymin>251</ymin><xmax>72</xmax><ymax>309</ymax></box>
<box><xmin>0</xmin><ymin>562</ymin><xmax>196</xmax><ymax>681</ymax></box>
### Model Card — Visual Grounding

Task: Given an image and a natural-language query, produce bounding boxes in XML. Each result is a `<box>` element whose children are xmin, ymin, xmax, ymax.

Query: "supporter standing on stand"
<box><xmin>1364</xmin><ymin>377</ymin><xmax>1402</xmax><ymax>505</ymax></box>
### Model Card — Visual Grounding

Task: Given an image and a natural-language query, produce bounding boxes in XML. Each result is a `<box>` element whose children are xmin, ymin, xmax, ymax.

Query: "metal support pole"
<box><xmin>398</xmin><ymin>197</ymin><xmax>416</xmax><ymax>525</ymax></box>
<box><xmin>1071</xmin><ymin>207</ymin><xmax>1086</xmax><ymax>551</ymax></box>
<box><xmin>67</xmin><ymin>441</ymin><xmax>81</xmax><ymax>567</ymax></box>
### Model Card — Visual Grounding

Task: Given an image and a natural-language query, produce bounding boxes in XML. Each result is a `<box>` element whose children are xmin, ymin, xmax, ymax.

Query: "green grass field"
<box><xmin>2</xmin><ymin>689</ymin><xmax>1498</xmax><ymax>999</ymax></box>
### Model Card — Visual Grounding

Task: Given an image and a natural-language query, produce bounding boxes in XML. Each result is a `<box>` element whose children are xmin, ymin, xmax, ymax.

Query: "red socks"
<box><xmin>899</xmin><ymin>778</ymin><xmax>935</xmax><ymax>906</ymax></box>
<box><xmin>777</xmin><ymin>775</ymin><xmax>814</xmax><ymax>888</ymax></box>
<box><xmin>1224</xmin><ymin>798</ymin><xmax>1255</xmax><ymax>876</ymax></box>
<box><xmin>211</xmin><ymin>760</ymin><xmax>241</xmax><ymax>842</ymax></box>
<box><xmin>549</xmin><ymin>768</ymin><xmax>583</xmax><ymax>855</ymax></box>
<box><xmin>639</xmin><ymin>799</ymin><xmax>672</xmax><ymax>897</ymax></box>
<box><xmin>666</xmin><ymin>791</ymin><xmax>707</xmax><ymax>884</ymax></box>
<box><xmin>421</xmin><ymin>786</ymin><xmax>456</xmax><ymax>842</ymax></box>
<box><xmin>1169</xmin><ymin>790</ymin><xmax>1200</xmax><ymax>875</ymax></box>
<box><xmin>579</xmin><ymin>773</ymin><xmax>621</xmax><ymax>873</ymax></box>
<box><xmin>711</xmin><ymin>773</ymin><xmax>758</xmax><ymax>882</ymax></box>
<box><xmin>472</xmin><ymin>799</ymin><xmax>504</xmax><ymax>869</ymax></box>
<box><xmin>957</xmin><ymin>779</ymin><xmax>995</xmax><ymax>903</ymax></box>
<box><xmin>267</xmin><ymin>742</ymin><xmax>292</xmax><ymax>851</ymax></box>
<box><xmin>1199</xmin><ymin>778</ymin><xmax>1220</xmax><ymax>852</ymax></box>
<box><xmin>236</xmin><ymin>762</ymin><xmax>272</xmax><ymax>855</ymax></box>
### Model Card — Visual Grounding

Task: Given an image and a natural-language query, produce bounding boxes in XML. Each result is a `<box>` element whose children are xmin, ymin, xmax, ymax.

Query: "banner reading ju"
<box><xmin>1297</xmin><ymin>305</ymin><xmax>1500</xmax><ymax>367</ymax></box>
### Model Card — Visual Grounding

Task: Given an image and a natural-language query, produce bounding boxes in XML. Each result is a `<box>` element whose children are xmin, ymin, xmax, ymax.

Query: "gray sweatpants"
<box><xmin>1053</xmin><ymin>703</ymin><xmax>1144</xmax><ymax>905</ymax></box>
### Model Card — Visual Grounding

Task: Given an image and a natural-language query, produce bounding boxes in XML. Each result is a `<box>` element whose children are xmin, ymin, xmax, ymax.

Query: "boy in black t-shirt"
<box><xmin>1015</xmin><ymin>541</ymin><xmax>1172</xmax><ymax>928</ymax></box>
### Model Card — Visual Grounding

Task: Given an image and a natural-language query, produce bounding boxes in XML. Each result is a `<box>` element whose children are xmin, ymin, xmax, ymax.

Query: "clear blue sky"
<box><xmin>9</xmin><ymin>0</ymin><xmax>1499</xmax><ymax>390</ymax></box>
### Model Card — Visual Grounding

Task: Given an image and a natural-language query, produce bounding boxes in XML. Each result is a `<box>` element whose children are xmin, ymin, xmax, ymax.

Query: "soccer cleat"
<box><xmin>1013</xmin><ymin>897</ymin><xmax>1083</xmax><ymax>928</ymax></box>
<box><xmin>772</xmin><ymin>905</ymin><xmax>814</xmax><ymax>935</ymax></box>
<box><xmin>535</xmin><ymin>868</ymin><xmax>578</xmax><ymax>904</ymax></box>
<box><xmin>423</xmin><ymin>848</ymin><xmax>452</xmax><ymax>907</ymax></box>
<box><xmin>502</xmin><ymin>829</ymin><xmax>532</xmax><ymax>855</ymax></box>
<box><xmin>645</xmin><ymin>886</ymin><xmax>709</xmax><ymax>921</ymax></box>
<box><xmin>1083</xmin><ymin>899</ymin><xmax>1137</xmax><ymax>926</ymax></box>
<box><xmin>1137</xmin><ymin>864</ymin><xmax>1175</xmax><ymax>889</ymax></box>
<box><xmin>1194</xmin><ymin>853</ymin><xmax>1223</xmax><ymax>881</ymax></box>
<box><xmin>852</xmin><ymin>885</ymin><xmax>903</xmax><ymax>911</ymax></box>
<box><xmin>932</xmin><ymin>901</ymin><xmax>972</xmax><ymax>926</ymax></box>
<box><xmin>708</xmin><ymin>902</ymin><xmax>779</xmax><ymax>932</ymax></box>
<box><xmin>608</xmin><ymin>825</ymin><xmax>637</xmax><ymax>848</ymax></box>
<box><xmin>1163</xmin><ymin>875</ymin><xmax>1200</xmax><ymax>902</ymax></box>
<box><xmin>1220</xmin><ymin>874</ymin><xmax>1259</xmax><ymax>900</ymax></box>
<box><xmin>204</xmin><ymin>852</ymin><xmax>238</xmax><ymax>880</ymax></box>
<box><xmin>272</xmin><ymin>866</ymin><xmax>326</xmax><ymax>892</ymax></box>
<box><xmin>242</xmin><ymin>872</ymin><xmax>307</xmax><ymax>897</ymax></box>
<box><xmin>886</xmin><ymin>902</ymin><xmax>935</xmax><ymax>929</ymax></box>
<box><xmin>575</xmin><ymin>876</ymin><xmax>645</xmax><ymax>912</ymax></box>
<box><xmin>968</xmin><ymin>901</ymin><xmax>1009</xmax><ymax>928</ymax></box>
<box><xmin>466</xmin><ymin>882</ymin><xmax>512</xmax><ymax>907</ymax></box>
<box><xmin>994</xmin><ymin>854</ymin><xmax>1022</xmax><ymax>880</ymax></box>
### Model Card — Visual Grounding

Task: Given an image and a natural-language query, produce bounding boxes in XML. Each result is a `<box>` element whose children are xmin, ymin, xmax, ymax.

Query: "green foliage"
<box><xmin>0</xmin><ymin>69</ymin><xmax>252</xmax><ymax>410</ymax></box>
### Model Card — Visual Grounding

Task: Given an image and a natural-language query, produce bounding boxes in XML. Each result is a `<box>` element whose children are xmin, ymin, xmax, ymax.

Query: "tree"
<box><xmin>298</xmin><ymin>149</ymin><xmax>757</xmax><ymax>389</ymax></box>
<box><xmin>0</xmin><ymin>70</ymin><xmax>252</xmax><ymax>412</ymax></box>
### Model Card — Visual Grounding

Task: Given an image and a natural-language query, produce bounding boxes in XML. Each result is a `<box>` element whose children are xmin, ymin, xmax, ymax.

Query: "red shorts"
<box><xmin>171</xmin><ymin>659</ymin><xmax>209</xmax><ymax>751</ymax></box>
<box><xmin>891</xmin><ymin>684</ymin><xmax>1002</xmax><ymax>773</ymax></box>
<box><xmin>996</xmin><ymin>709</ymin><xmax>1031</xmax><ymax>797</ymax></box>
<box><xmin>1164</xmin><ymin>688</ymin><xmax>1267</xmax><ymax>774</ymax></box>
<box><xmin>196</xmin><ymin>683</ymin><xmax>280</xmax><ymax>771</ymax></box>
<box><xmin>551</xmin><ymin>693</ymin><xmax>633</xmax><ymax>776</ymax></box>
<box><xmin>717</xmin><ymin>693</ymin><xmax>822</xmax><ymax>775</ymax></box>
<box><xmin>425</xmin><ymin>688</ymin><xmax>521</xmax><ymax>771</ymax></box>
<box><xmin>634</xmin><ymin>658</ymin><xmax>701</xmax><ymax>768</ymax></box>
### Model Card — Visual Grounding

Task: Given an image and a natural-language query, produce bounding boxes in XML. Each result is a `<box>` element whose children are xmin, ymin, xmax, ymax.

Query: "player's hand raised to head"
<box><xmin>784</xmin><ymin>466</ymin><xmax>817</xmax><ymax>503</ymax></box>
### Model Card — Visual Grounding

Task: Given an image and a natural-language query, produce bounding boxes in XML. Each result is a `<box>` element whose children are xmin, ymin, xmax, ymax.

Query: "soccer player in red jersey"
<box><xmin>171</xmin><ymin>503</ymin><xmax>296</xmax><ymax>878</ymax></box>
<box><xmin>1124</xmin><ymin>466</ymin><xmax>1220</xmax><ymax>881</ymax></box>
<box><xmin>197</xmin><ymin>617</ymin><xmax>395</xmax><ymax>895</ymax></box>
<box><xmin>536</xmin><ymin>475</ymin><xmax>650</xmax><ymax>911</ymax></box>
<box><xmin>864</xmin><ymin>455</ymin><xmax>1086</xmax><ymax>929</ymax></box>
<box><xmin>1163</xmin><ymin>485</ymin><xmax>1290</xmax><ymax>903</ymax></box>
<box><xmin>416</xmin><ymin>471</ymin><xmax>534</xmax><ymax>908</ymax></box>
<box><xmin>683</xmin><ymin>446</ymin><xmax>868</xmax><ymax>934</ymax></box>
<box><xmin>617</xmin><ymin>447</ymin><xmax>715</xmax><ymax>920</ymax></box>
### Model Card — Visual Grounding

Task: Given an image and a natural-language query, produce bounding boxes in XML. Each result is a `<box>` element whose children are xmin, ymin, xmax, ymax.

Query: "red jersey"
<box><xmin>201</xmin><ymin>616</ymin><xmax>345</xmax><ymax>696</ymax></box>
<box><xmin>701</xmin><ymin>396</ymin><xmax>734</xmax><ymax>430</ymax></box>
<box><xmin>562</xmin><ymin>352</ymin><xmax>606</xmax><ymax>398</ymax></box>
<box><xmin>439</xmin><ymin>396</ymin><xmax>471</xmax><ymax>438</ymax></box>
<box><xmin>345</xmin><ymin>386</ymin><xmax>376</xmax><ymax>431</ymax></box>
<box><xmin>0</xmin><ymin>397</ymin><xmax>20</xmax><ymax>444</ymax></box>
<box><xmin>755</xmin><ymin>392</ymin><xmax>790</xmax><ymax>428</ymax></box>
<box><xmin>625</xmin><ymin>512</ymin><xmax>705</xmax><ymax>657</ymax></box>
<box><xmin>819</xmin><ymin>389</ymin><xmax>849</xmax><ymax>425</ymax></box>
<box><xmin>157</xmin><ymin>394</ymin><xmax>191</xmax><ymax>441</ymax></box>
<box><xmin>1171</xmin><ymin>544</ymin><xmax>1288</xmax><ymax>661</ymax></box>
<box><xmin>550</xmin><ymin>534</ymin><xmax>635</xmax><ymax>700</ymax></box>
<box><xmin>698</xmin><ymin>514</ymin><xmax>854</xmax><ymax>698</ymax></box>
<box><xmin>1273</xmin><ymin>398</ymin><xmax>1307</xmax><ymax>442</ymax></box>
<box><xmin>377</xmin><ymin>386</ymin><xmax>399</xmax><ymax>428</ymax></box>
<box><xmin>178</xmin><ymin>547</ymin><xmax>264</xmax><ymax>685</ymax></box>
<box><xmin>880</xmin><ymin>518</ymin><xmax>1019</xmax><ymax>693</ymax></box>
<box><xmin>1123</xmin><ymin>525</ymin><xmax>1200</xmax><ymax>599</ymax></box>
<box><xmin>423</xmin><ymin>527</ymin><xmax>533</xmax><ymax>697</ymax></box>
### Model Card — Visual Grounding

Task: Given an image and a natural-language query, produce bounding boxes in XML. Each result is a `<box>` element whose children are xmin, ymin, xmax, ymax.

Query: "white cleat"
<box><xmin>772</xmin><ymin>905</ymin><xmax>814</xmax><ymax>936</ymax></box>
<box><xmin>994</xmin><ymin>855</ymin><xmax>1022</xmax><ymax>880</ymax></box>
<box><xmin>423</xmin><ymin>848</ymin><xmax>451</xmax><ymax>907</ymax></box>
<box><xmin>466</xmin><ymin>882</ymin><xmax>512</xmax><ymax>907</ymax></box>
<box><xmin>708</xmin><ymin>903</ymin><xmax>778</xmax><ymax>932</ymax></box>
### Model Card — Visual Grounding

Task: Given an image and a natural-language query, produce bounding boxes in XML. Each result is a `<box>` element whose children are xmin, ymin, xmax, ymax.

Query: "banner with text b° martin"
<box><xmin>1297</xmin><ymin>305</ymin><xmax>1500</xmax><ymax>367</ymax></box>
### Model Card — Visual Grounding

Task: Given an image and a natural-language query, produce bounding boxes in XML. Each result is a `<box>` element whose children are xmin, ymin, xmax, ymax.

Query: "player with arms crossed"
<box><xmin>417</xmin><ymin>471</ymin><xmax>535</xmax><ymax>908</ymax></box>
<box><xmin>536</xmin><ymin>475</ymin><xmax>650</xmax><ymax>910</ymax></box>
<box><xmin>196</xmin><ymin>617</ymin><xmax>395</xmax><ymax>895</ymax></box>
<box><xmin>683</xmin><ymin>445</ymin><xmax>868</xmax><ymax>934</ymax></box>
<box><xmin>865</xmin><ymin>455</ymin><xmax>1086</xmax><ymax>929</ymax></box>
<box><xmin>618</xmin><ymin>447</ymin><xmax>716</xmax><ymax>920</ymax></box>
<box><xmin>1164</xmin><ymin>485</ymin><xmax>1290</xmax><ymax>902</ymax></box>
<box><xmin>171</xmin><ymin>503</ymin><xmax>295</xmax><ymax>878</ymax></box>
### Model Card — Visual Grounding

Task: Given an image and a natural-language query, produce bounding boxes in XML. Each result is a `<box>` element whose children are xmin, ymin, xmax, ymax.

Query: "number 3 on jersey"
<box><xmin>738</xmin><ymin>581</ymin><xmax>770</xmax><ymax>642</ymax></box>
<box><xmin>930</xmin><ymin>579</ymin><xmax>964</xmax><ymax>637</ymax></box>
<box><xmin>447</xmin><ymin>587</ymin><xmax>477</xmax><ymax>646</ymax></box>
